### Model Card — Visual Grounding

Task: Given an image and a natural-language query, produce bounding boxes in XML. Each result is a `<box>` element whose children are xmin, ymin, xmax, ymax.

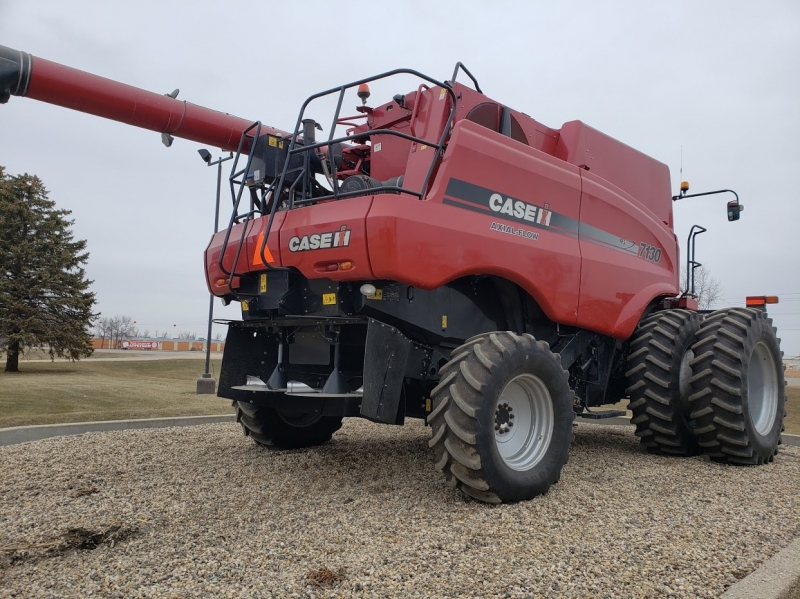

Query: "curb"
<box><xmin>721</xmin><ymin>538</ymin><xmax>800</xmax><ymax>599</ymax></box>
<box><xmin>0</xmin><ymin>414</ymin><xmax>236</xmax><ymax>446</ymax></box>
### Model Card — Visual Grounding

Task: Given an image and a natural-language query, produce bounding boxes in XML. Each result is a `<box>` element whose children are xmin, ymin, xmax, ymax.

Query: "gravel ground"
<box><xmin>0</xmin><ymin>420</ymin><xmax>798</xmax><ymax>599</ymax></box>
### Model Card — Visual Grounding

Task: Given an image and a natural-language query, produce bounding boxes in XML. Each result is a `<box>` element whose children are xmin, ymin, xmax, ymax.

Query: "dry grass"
<box><xmin>2</xmin><ymin>349</ymin><xmax>149</xmax><ymax>361</ymax></box>
<box><xmin>0</xmin><ymin>359</ymin><xmax>229</xmax><ymax>428</ymax></box>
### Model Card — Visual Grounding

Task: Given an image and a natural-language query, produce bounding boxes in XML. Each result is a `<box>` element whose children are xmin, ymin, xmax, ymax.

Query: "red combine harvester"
<box><xmin>1</xmin><ymin>46</ymin><xmax>786</xmax><ymax>503</ymax></box>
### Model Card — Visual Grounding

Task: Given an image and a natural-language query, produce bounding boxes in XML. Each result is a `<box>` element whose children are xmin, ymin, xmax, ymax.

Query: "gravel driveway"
<box><xmin>1</xmin><ymin>420</ymin><xmax>798</xmax><ymax>598</ymax></box>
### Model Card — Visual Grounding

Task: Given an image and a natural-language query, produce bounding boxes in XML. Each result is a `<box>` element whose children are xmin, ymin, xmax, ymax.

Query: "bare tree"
<box><xmin>213</xmin><ymin>332</ymin><xmax>223</xmax><ymax>341</ymax></box>
<box><xmin>140</xmin><ymin>329</ymin><xmax>150</xmax><ymax>338</ymax></box>
<box><xmin>95</xmin><ymin>316</ymin><xmax>112</xmax><ymax>349</ymax></box>
<box><xmin>102</xmin><ymin>315</ymin><xmax>137</xmax><ymax>348</ymax></box>
<box><xmin>178</xmin><ymin>331</ymin><xmax>197</xmax><ymax>340</ymax></box>
<box><xmin>116</xmin><ymin>316</ymin><xmax>136</xmax><ymax>347</ymax></box>
<box><xmin>683</xmin><ymin>266</ymin><xmax>723</xmax><ymax>310</ymax></box>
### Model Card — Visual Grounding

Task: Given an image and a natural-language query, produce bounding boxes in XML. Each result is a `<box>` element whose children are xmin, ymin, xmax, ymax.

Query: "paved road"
<box><xmin>787</xmin><ymin>378</ymin><xmax>800</xmax><ymax>387</ymax></box>
<box><xmin>18</xmin><ymin>350</ymin><xmax>224</xmax><ymax>363</ymax></box>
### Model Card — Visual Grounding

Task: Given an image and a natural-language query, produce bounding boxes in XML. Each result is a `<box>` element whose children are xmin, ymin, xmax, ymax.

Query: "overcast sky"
<box><xmin>1</xmin><ymin>1</ymin><xmax>798</xmax><ymax>354</ymax></box>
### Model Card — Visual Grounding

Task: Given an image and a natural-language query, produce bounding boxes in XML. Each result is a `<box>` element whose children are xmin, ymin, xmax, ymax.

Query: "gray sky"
<box><xmin>1</xmin><ymin>0</ymin><xmax>799</xmax><ymax>354</ymax></box>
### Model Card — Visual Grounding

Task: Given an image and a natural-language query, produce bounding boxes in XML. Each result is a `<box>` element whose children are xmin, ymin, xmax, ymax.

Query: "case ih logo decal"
<box><xmin>443</xmin><ymin>178</ymin><xmax>567</xmax><ymax>235</ymax></box>
<box><xmin>489</xmin><ymin>193</ymin><xmax>552</xmax><ymax>226</ymax></box>
<box><xmin>289</xmin><ymin>225</ymin><xmax>351</xmax><ymax>252</ymax></box>
<box><xmin>443</xmin><ymin>178</ymin><xmax>653</xmax><ymax>258</ymax></box>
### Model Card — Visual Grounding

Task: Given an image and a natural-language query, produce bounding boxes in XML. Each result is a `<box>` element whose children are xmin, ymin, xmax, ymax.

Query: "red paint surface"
<box><xmin>204</xmin><ymin>113</ymin><xmax>678</xmax><ymax>340</ymax></box>
<box><xmin>279</xmin><ymin>197</ymin><xmax>376</xmax><ymax>280</ymax></box>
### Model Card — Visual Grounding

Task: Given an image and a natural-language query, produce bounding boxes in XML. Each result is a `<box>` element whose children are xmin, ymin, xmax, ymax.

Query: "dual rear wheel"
<box><xmin>625</xmin><ymin>307</ymin><xmax>785</xmax><ymax>464</ymax></box>
<box><xmin>688</xmin><ymin>308</ymin><xmax>785</xmax><ymax>464</ymax></box>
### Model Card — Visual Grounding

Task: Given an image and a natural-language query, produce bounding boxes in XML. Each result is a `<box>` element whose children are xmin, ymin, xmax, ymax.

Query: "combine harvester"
<box><xmin>0</xmin><ymin>45</ymin><xmax>786</xmax><ymax>503</ymax></box>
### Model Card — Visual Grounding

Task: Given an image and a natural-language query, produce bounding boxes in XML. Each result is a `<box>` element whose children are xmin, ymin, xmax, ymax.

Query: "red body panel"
<box><xmin>364</xmin><ymin>120</ymin><xmax>583</xmax><ymax>326</ymax></box>
<box><xmin>556</xmin><ymin>121</ymin><xmax>673</xmax><ymax>227</ymax></box>
<box><xmin>205</xmin><ymin>212</ymin><xmax>286</xmax><ymax>292</ymax></box>
<box><xmin>576</xmin><ymin>172</ymin><xmax>678</xmax><ymax>338</ymax></box>
<box><xmin>203</xmin><ymin>113</ymin><xmax>679</xmax><ymax>340</ymax></box>
<box><xmin>279</xmin><ymin>197</ymin><xmax>376</xmax><ymax>280</ymax></box>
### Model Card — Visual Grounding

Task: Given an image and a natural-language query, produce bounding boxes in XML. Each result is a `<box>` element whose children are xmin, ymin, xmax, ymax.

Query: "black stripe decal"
<box><xmin>443</xmin><ymin>177</ymin><xmax>640</xmax><ymax>254</ymax></box>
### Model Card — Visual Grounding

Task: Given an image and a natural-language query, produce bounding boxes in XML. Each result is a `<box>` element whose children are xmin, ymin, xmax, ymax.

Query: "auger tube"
<box><xmin>0</xmin><ymin>44</ymin><xmax>289</xmax><ymax>151</ymax></box>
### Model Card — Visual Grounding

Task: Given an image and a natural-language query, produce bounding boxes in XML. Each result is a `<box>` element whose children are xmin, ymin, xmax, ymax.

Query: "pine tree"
<box><xmin>0</xmin><ymin>166</ymin><xmax>97</xmax><ymax>372</ymax></box>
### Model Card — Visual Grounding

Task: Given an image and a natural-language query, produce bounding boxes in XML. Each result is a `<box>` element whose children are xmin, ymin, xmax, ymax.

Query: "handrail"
<box><xmin>257</xmin><ymin>67</ymin><xmax>458</xmax><ymax>271</ymax></box>
<box><xmin>683</xmin><ymin>224</ymin><xmax>707</xmax><ymax>297</ymax></box>
<box><xmin>450</xmin><ymin>62</ymin><xmax>482</xmax><ymax>93</ymax></box>
<box><xmin>217</xmin><ymin>121</ymin><xmax>262</xmax><ymax>279</ymax></box>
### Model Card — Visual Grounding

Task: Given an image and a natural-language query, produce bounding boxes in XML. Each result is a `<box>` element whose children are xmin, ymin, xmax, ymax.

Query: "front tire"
<box><xmin>688</xmin><ymin>307</ymin><xmax>786</xmax><ymax>464</ymax></box>
<box><xmin>235</xmin><ymin>401</ymin><xmax>343</xmax><ymax>449</ymax></box>
<box><xmin>428</xmin><ymin>332</ymin><xmax>574</xmax><ymax>504</ymax></box>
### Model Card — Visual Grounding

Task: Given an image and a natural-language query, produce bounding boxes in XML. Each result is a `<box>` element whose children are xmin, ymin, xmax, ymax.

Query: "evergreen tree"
<box><xmin>0</xmin><ymin>166</ymin><xmax>97</xmax><ymax>372</ymax></box>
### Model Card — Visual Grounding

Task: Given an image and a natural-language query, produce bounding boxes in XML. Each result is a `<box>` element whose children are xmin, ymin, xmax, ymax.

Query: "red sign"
<box><xmin>122</xmin><ymin>341</ymin><xmax>159</xmax><ymax>350</ymax></box>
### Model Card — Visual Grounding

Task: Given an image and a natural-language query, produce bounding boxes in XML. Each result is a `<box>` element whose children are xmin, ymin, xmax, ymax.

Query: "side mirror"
<box><xmin>727</xmin><ymin>200</ymin><xmax>744</xmax><ymax>221</ymax></box>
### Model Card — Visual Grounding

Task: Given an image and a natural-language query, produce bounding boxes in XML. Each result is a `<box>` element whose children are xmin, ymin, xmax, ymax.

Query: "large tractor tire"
<box><xmin>624</xmin><ymin>309</ymin><xmax>702</xmax><ymax>455</ymax></box>
<box><xmin>428</xmin><ymin>332</ymin><xmax>574</xmax><ymax>504</ymax></box>
<box><xmin>235</xmin><ymin>401</ymin><xmax>343</xmax><ymax>449</ymax></box>
<box><xmin>688</xmin><ymin>307</ymin><xmax>786</xmax><ymax>464</ymax></box>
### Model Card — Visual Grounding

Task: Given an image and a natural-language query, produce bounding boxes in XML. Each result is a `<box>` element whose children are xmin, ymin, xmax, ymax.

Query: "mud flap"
<box><xmin>219</xmin><ymin>323</ymin><xmax>279</xmax><ymax>401</ymax></box>
<box><xmin>359</xmin><ymin>319</ymin><xmax>411</xmax><ymax>424</ymax></box>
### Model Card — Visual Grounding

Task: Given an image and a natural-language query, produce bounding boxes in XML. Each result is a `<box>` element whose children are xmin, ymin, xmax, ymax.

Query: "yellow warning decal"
<box><xmin>441</xmin><ymin>315</ymin><xmax>448</xmax><ymax>329</ymax></box>
<box><xmin>367</xmin><ymin>289</ymin><xmax>383</xmax><ymax>300</ymax></box>
<box><xmin>242</xmin><ymin>300</ymin><xmax>249</xmax><ymax>311</ymax></box>
<box><xmin>259</xmin><ymin>273</ymin><xmax>267</xmax><ymax>293</ymax></box>
<box><xmin>425</xmin><ymin>398</ymin><xmax>432</xmax><ymax>412</ymax></box>
<box><xmin>322</xmin><ymin>293</ymin><xmax>337</xmax><ymax>305</ymax></box>
<box><xmin>439</xmin><ymin>88</ymin><xmax>446</xmax><ymax>100</ymax></box>
<box><xmin>268</xmin><ymin>136</ymin><xmax>277</xmax><ymax>147</ymax></box>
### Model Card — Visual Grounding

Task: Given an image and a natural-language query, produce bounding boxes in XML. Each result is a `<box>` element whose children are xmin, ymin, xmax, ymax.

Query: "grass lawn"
<box><xmin>1</xmin><ymin>356</ymin><xmax>798</xmax><ymax>436</ymax></box>
<box><xmin>3</xmin><ymin>349</ymin><xmax>131</xmax><ymax>361</ymax></box>
<box><xmin>0</xmin><ymin>359</ymin><xmax>231</xmax><ymax>428</ymax></box>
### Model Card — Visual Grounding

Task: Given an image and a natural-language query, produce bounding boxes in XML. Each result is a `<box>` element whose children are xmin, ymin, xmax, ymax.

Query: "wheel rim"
<box><xmin>747</xmin><ymin>341</ymin><xmax>779</xmax><ymax>436</ymax></box>
<box><xmin>494</xmin><ymin>373</ymin><xmax>554</xmax><ymax>471</ymax></box>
